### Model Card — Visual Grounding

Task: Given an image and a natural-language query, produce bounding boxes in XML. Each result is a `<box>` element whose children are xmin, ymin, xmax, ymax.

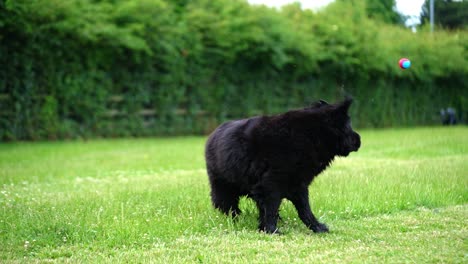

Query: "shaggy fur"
<box><xmin>205</xmin><ymin>98</ymin><xmax>361</xmax><ymax>233</ymax></box>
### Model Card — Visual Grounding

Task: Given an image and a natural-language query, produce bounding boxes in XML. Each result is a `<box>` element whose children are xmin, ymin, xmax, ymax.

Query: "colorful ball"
<box><xmin>399</xmin><ymin>58</ymin><xmax>411</xmax><ymax>69</ymax></box>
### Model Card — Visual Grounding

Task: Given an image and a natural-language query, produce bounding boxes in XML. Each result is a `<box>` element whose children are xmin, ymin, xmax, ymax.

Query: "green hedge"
<box><xmin>0</xmin><ymin>0</ymin><xmax>467</xmax><ymax>140</ymax></box>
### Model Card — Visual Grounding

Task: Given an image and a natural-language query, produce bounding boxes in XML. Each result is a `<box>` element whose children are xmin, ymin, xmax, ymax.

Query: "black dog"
<box><xmin>205</xmin><ymin>98</ymin><xmax>360</xmax><ymax>234</ymax></box>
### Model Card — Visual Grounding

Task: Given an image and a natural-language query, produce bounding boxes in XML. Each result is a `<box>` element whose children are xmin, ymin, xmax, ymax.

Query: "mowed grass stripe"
<box><xmin>1</xmin><ymin>205</ymin><xmax>465</xmax><ymax>263</ymax></box>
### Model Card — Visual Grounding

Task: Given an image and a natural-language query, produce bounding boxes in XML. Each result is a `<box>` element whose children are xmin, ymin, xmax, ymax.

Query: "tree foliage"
<box><xmin>0</xmin><ymin>0</ymin><xmax>466</xmax><ymax>140</ymax></box>
<box><xmin>421</xmin><ymin>0</ymin><xmax>468</xmax><ymax>30</ymax></box>
<box><xmin>335</xmin><ymin>0</ymin><xmax>404</xmax><ymax>25</ymax></box>
<box><xmin>365</xmin><ymin>0</ymin><xmax>405</xmax><ymax>24</ymax></box>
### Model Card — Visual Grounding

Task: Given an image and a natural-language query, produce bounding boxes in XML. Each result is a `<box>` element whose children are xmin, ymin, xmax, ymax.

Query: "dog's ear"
<box><xmin>336</xmin><ymin>97</ymin><xmax>353</xmax><ymax>114</ymax></box>
<box><xmin>312</xmin><ymin>100</ymin><xmax>329</xmax><ymax>108</ymax></box>
<box><xmin>330</xmin><ymin>97</ymin><xmax>352</xmax><ymax>124</ymax></box>
<box><xmin>304</xmin><ymin>99</ymin><xmax>329</xmax><ymax>110</ymax></box>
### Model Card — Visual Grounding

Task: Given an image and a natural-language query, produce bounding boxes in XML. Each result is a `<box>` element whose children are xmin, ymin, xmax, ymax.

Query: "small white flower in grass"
<box><xmin>24</xmin><ymin>241</ymin><xmax>30</xmax><ymax>249</ymax></box>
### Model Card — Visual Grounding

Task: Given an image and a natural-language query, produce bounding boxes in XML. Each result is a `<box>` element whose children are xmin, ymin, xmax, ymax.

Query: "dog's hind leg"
<box><xmin>251</xmin><ymin>184</ymin><xmax>282</xmax><ymax>234</ymax></box>
<box><xmin>209</xmin><ymin>178</ymin><xmax>242</xmax><ymax>218</ymax></box>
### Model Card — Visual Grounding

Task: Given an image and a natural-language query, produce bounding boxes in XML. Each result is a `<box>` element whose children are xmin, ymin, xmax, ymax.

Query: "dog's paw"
<box><xmin>312</xmin><ymin>223</ymin><xmax>329</xmax><ymax>233</ymax></box>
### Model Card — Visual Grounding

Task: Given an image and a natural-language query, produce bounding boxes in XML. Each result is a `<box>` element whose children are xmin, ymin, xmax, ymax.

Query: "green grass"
<box><xmin>1</xmin><ymin>127</ymin><xmax>467</xmax><ymax>263</ymax></box>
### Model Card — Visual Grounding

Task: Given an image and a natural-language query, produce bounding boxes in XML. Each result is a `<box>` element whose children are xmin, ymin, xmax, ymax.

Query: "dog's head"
<box><xmin>328</xmin><ymin>97</ymin><xmax>361</xmax><ymax>156</ymax></box>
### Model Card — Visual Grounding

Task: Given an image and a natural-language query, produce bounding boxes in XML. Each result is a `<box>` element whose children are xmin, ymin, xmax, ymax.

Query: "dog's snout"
<box><xmin>354</xmin><ymin>133</ymin><xmax>361</xmax><ymax>150</ymax></box>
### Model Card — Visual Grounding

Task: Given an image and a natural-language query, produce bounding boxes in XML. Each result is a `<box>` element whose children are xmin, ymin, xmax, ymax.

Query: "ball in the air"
<box><xmin>399</xmin><ymin>58</ymin><xmax>411</xmax><ymax>69</ymax></box>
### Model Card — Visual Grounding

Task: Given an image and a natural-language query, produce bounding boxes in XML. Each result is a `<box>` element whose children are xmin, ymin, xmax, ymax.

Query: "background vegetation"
<box><xmin>420</xmin><ymin>0</ymin><xmax>468</xmax><ymax>30</ymax></box>
<box><xmin>1</xmin><ymin>0</ymin><xmax>467</xmax><ymax>140</ymax></box>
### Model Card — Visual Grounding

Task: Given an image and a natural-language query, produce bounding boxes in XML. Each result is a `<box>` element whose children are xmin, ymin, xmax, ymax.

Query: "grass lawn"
<box><xmin>0</xmin><ymin>127</ymin><xmax>467</xmax><ymax>263</ymax></box>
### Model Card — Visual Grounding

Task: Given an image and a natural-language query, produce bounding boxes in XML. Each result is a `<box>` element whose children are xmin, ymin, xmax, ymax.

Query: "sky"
<box><xmin>247</xmin><ymin>0</ymin><xmax>426</xmax><ymax>24</ymax></box>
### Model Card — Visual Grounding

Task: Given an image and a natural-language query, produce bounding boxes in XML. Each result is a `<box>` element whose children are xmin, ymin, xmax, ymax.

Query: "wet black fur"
<box><xmin>205</xmin><ymin>98</ymin><xmax>361</xmax><ymax>234</ymax></box>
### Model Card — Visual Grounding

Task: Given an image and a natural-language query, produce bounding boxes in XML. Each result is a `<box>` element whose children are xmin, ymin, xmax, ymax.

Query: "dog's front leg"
<box><xmin>289</xmin><ymin>187</ymin><xmax>329</xmax><ymax>233</ymax></box>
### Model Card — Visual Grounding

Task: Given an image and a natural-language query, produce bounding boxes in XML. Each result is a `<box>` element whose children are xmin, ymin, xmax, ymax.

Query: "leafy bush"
<box><xmin>0</xmin><ymin>0</ymin><xmax>466</xmax><ymax>140</ymax></box>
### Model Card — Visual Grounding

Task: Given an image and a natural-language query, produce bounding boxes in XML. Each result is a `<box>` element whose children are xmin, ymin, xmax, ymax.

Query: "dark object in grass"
<box><xmin>205</xmin><ymin>98</ymin><xmax>361</xmax><ymax>234</ymax></box>
<box><xmin>440</xmin><ymin>107</ymin><xmax>457</xmax><ymax>125</ymax></box>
